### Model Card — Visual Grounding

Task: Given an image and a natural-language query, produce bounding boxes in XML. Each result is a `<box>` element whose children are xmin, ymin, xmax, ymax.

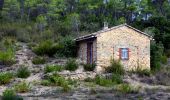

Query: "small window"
<box><xmin>120</xmin><ymin>48</ymin><xmax>129</xmax><ymax>60</ymax></box>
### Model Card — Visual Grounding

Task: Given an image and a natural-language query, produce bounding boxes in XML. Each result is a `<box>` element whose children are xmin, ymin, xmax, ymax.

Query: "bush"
<box><xmin>32</xmin><ymin>56</ymin><xmax>46</xmax><ymax>65</ymax></box>
<box><xmin>95</xmin><ymin>75</ymin><xmax>114</xmax><ymax>87</ymax></box>
<box><xmin>0</xmin><ymin>49</ymin><xmax>15</xmax><ymax>66</ymax></box>
<box><xmin>44</xmin><ymin>65</ymin><xmax>63</xmax><ymax>73</ymax></box>
<box><xmin>41</xmin><ymin>80</ymin><xmax>51</xmax><ymax>86</ymax></box>
<box><xmin>83</xmin><ymin>63</ymin><xmax>96</xmax><ymax>71</ymax></box>
<box><xmin>16</xmin><ymin>66</ymin><xmax>30</xmax><ymax>78</ymax></box>
<box><xmin>0</xmin><ymin>72</ymin><xmax>13</xmax><ymax>85</ymax></box>
<box><xmin>2</xmin><ymin>89</ymin><xmax>23</xmax><ymax>100</ymax></box>
<box><xmin>42</xmin><ymin>73</ymin><xmax>71</xmax><ymax>92</ymax></box>
<box><xmin>111</xmin><ymin>74</ymin><xmax>123</xmax><ymax>84</ymax></box>
<box><xmin>33</xmin><ymin>40</ymin><xmax>61</xmax><ymax>57</ymax></box>
<box><xmin>131</xmin><ymin>68</ymin><xmax>151</xmax><ymax>77</ymax></box>
<box><xmin>57</xmin><ymin>36</ymin><xmax>76</xmax><ymax>57</ymax></box>
<box><xmin>161</xmin><ymin>55</ymin><xmax>168</xmax><ymax>64</ymax></box>
<box><xmin>116</xmin><ymin>83</ymin><xmax>138</xmax><ymax>93</ymax></box>
<box><xmin>14</xmin><ymin>81</ymin><xmax>31</xmax><ymax>93</ymax></box>
<box><xmin>105</xmin><ymin>59</ymin><xmax>124</xmax><ymax>75</ymax></box>
<box><xmin>65</xmin><ymin>59</ymin><xmax>78</xmax><ymax>71</ymax></box>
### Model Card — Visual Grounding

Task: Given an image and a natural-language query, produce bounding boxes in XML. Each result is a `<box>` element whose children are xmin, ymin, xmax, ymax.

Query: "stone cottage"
<box><xmin>75</xmin><ymin>24</ymin><xmax>152</xmax><ymax>72</ymax></box>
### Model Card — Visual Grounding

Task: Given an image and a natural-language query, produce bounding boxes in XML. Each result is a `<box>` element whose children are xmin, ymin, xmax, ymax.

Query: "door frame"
<box><xmin>87</xmin><ymin>42</ymin><xmax>93</xmax><ymax>64</ymax></box>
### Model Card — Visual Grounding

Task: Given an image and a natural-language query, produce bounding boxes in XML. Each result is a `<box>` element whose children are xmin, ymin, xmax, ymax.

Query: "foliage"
<box><xmin>32</xmin><ymin>56</ymin><xmax>46</xmax><ymax>65</ymax></box>
<box><xmin>95</xmin><ymin>75</ymin><xmax>114</xmax><ymax>87</ymax></box>
<box><xmin>0</xmin><ymin>49</ymin><xmax>15</xmax><ymax>66</ymax></box>
<box><xmin>105</xmin><ymin>59</ymin><xmax>124</xmax><ymax>75</ymax></box>
<box><xmin>0</xmin><ymin>72</ymin><xmax>13</xmax><ymax>85</ymax></box>
<box><xmin>130</xmin><ymin>68</ymin><xmax>151</xmax><ymax>77</ymax></box>
<box><xmin>2</xmin><ymin>89</ymin><xmax>23</xmax><ymax>100</ymax></box>
<box><xmin>151</xmin><ymin>42</ymin><xmax>164</xmax><ymax>71</ymax></box>
<box><xmin>42</xmin><ymin>73</ymin><xmax>71</xmax><ymax>92</ymax></box>
<box><xmin>65</xmin><ymin>59</ymin><xmax>78</xmax><ymax>71</ymax></box>
<box><xmin>14</xmin><ymin>81</ymin><xmax>31</xmax><ymax>93</ymax></box>
<box><xmin>57</xmin><ymin>36</ymin><xmax>77</xmax><ymax>57</ymax></box>
<box><xmin>111</xmin><ymin>74</ymin><xmax>123</xmax><ymax>84</ymax></box>
<box><xmin>83</xmin><ymin>63</ymin><xmax>96</xmax><ymax>71</ymax></box>
<box><xmin>44</xmin><ymin>64</ymin><xmax>63</xmax><ymax>73</ymax></box>
<box><xmin>116</xmin><ymin>83</ymin><xmax>138</xmax><ymax>94</ymax></box>
<box><xmin>161</xmin><ymin>55</ymin><xmax>168</xmax><ymax>64</ymax></box>
<box><xmin>33</xmin><ymin>40</ymin><xmax>61</xmax><ymax>57</ymax></box>
<box><xmin>16</xmin><ymin>66</ymin><xmax>31</xmax><ymax>78</ymax></box>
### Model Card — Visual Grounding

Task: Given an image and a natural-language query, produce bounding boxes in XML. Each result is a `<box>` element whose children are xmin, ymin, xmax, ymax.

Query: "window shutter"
<box><xmin>119</xmin><ymin>48</ymin><xmax>122</xmax><ymax>59</ymax></box>
<box><xmin>128</xmin><ymin>48</ymin><xmax>130</xmax><ymax>60</ymax></box>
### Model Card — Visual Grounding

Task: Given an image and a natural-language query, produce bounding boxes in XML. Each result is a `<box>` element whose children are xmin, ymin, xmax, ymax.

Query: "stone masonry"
<box><xmin>76</xmin><ymin>24</ymin><xmax>151</xmax><ymax>73</ymax></box>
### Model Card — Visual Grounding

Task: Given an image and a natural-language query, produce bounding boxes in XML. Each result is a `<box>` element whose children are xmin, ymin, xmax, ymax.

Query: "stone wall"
<box><xmin>77</xmin><ymin>39</ymin><xmax>97</xmax><ymax>64</ymax></box>
<box><xmin>96</xmin><ymin>26</ymin><xmax>150</xmax><ymax>72</ymax></box>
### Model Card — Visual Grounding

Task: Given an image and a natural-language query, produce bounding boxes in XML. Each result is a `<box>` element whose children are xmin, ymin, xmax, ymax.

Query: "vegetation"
<box><xmin>41</xmin><ymin>73</ymin><xmax>71</xmax><ymax>92</ymax></box>
<box><xmin>0</xmin><ymin>72</ymin><xmax>13</xmax><ymax>85</ymax></box>
<box><xmin>32</xmin><ymin>56</ymin><xmax>46</xmax><ymax>65</ymax></box>
<box><xmin>16</xmin><ymin>66</ymin><xmax>31</xmax><ymax>78</ymax></box>
<box><xmin>83</xmin><ymin>63</ymin><xmax>96</xmax><ymax>71</ymax></box>
<box><xmin>44</xmin><ymin>64</ymin><xmax>63</xmax><ymax>73</ymax></box>
<box><xmin>14</xmin><ymin>81</ymin><xmax>31</xmax><ymax>93</ymax></box>
<box><xmin>2</xmin><ymin>89</ymin><xmax>23</xmax><ymax>100</ymax></box>
<box><xmin>116</xmin><ymin>83</ymin><xmax>139</xmax><ymax>94</ymax></box>
<box><xmin>105</xmin><ymin>59</ymin><xmax>124</xmax><ymax>75</ymax></box>
<box><xmin>65</xmin><ymin>59</ymin><xmax>78</xmax><ymax>71</ymax></box>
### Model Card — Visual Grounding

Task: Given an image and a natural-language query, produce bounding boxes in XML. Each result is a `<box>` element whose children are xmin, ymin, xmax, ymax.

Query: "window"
<box><xmin>120</xmin><ymin>48</ymin><xmax>129</xmax><ymax>60</ymax></box>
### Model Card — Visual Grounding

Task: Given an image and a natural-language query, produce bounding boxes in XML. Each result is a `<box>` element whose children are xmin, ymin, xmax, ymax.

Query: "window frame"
<box><xmin>120</xmin><ymin>48</ymin><xmax>129</xmax><ymax>60</ymax></box>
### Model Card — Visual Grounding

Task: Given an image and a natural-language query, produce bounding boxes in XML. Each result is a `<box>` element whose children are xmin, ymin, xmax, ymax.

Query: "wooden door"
<box><xmin>87</xmin><ymin>42</ymin><xmax>93</xmax><ymax>64</ymax></box>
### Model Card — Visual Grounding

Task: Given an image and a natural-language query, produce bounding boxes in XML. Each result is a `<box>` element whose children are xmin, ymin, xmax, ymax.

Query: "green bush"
<box><xmin>33</xmin><ymin>40</ymin><xmax>61</xmax><ymax>57</ymax></box>
<box><xmin>42</xmin><ymin>73</ymin><xmax>71</xmax><ymax>92</ymax></box>
<box><xmin>161</xmin><ymin>55</ymin><xmax>168</xmax><ymax>64</ymax></box>
<box><xmin>57</xmin><ymin>36</ymin><xmax>76</xmax><ymax>57</ymax></box>
<box><xmin>14</xmin><ymin>81</ymin><xmax>31</xmax><ymax>93</ymax></box>
<box><xmin>0</xmin><ymin>49</ymin><xmax>15</xmax><ymax>66</ymax></box>
<box><xmin>44</xmin><ymin>64</ymin><xmax>63</xmax><ymax>73</ymax></box>
<box><xmin>105</xmin><ymin>59</ymin><xmax>124</xmax><ymax>75</ymax></box>
<box><xmin>32</xmin><ymin>56</ymin><xmax>46</xmax><ymax>65</ymax></box>
<box><xmin>2</xmin><ymin>89</ymin><xmax>23</xmax><ymax>100</ymax></box>
<box><xmin>65</xmin><ymin>59</ymin><xmax>78</xmax><ymax>71</ymax></box>
<box><xmin>95</xmin><ymin>75</ymin><xmax>114</xmax><ymax>87</ymax></box>
<box><xmin>41</xmin><ymin>80</ymin><xmax>51</xmax><ymax>86</ymax></box>
<box><xmin>116</xmin><ymin>83</ymin><xmax>138</xmax><ymax>93</ymax></box>
<box><xmin>83</xmin><ymin>63</ymin><xmax>96</xmax><ymax>71</ymax></box>
<box><xmin>131</xmin><ymin>68</ymin><xmax>151</xmax><ymax>77</ymax></box>
<box><xmin>111</xmin><ymin>74</ymin><xmax>123</xmax><ymax>84</ymax></box>
<box><xmin>16</xmin><ymin>66</ymin><xmax>31</xmax><ymax>78</ymax></box>
<box><xmin>0</xmin><ymin>72</ymin><xmax>13</xmax><ymax>85</ymax></box>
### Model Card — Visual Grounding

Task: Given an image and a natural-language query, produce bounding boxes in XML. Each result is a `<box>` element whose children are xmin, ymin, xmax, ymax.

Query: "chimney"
<box><xmin>103</xmin><ymin>22</ymin><xmax>108</xmax><ymax>30</ymax></box>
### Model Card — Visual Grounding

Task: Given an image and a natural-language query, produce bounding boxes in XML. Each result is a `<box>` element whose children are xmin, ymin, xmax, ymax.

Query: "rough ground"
<box><xmin>0</xmin><ymin>42</ymin><xmax>170</xmax><ymax>100</ymax></box>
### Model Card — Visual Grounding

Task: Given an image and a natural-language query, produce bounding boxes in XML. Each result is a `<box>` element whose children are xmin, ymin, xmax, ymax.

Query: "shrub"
<box><xmin>0</xmin><ymin>49</ymin><xmax>15</xmax><ymax>66</ymax></box>
<box><xmin>111</xmin><ymin>74</ymin><xmax>123</xmax><ymax>84</ymax></box>
<box><xmin>14</xmin><ymin>81</ymin><xmax>31</xmax><ymax>93</ymax></box>
<box><xmin>32</xmin><ymin>56</ymin><xmax>46</xmax><ymax>65</ymax></box>
<box><xmin>65</xmin><ymin>59</ymin><xmax>78</xmax><ymax>71</ymax></box>
<box><xmin>95</xmin><ymin>75</ymin><xmax>114</xmax><ymax>87</ymax></box>
<box><xmin>116</xmin><ymin>83</ymin><xmax>138</xmax><ymax>93</ymax></box>
<box><xmin>84</xmin><ymin>77</ymin><xmax>94</xmax><ymax>82</ymax></box>
<box><xmin>105</xmin><ymin>59</ymin><xmax>124</xmax><ymax>75</ymax></box>
<box><xmin>44</xmin><ymin>64</ymin><xmax>63</xmax><ymax>73</ymax></box>
<box><xmin>161</xmin><ymin>55</ymin><xmax>168</xmax><ymax>64</ymax></box>
<box><xmin>2</xmin><ymin>89</ymin><xmax>23</xmax><ymax>100</ymax></box>
<box><xmin>33</xmin><ymin>40</ymin><xmax>61</xmax><ymax>57</ymax></box>
<box><xmin>41</xmin><ymin>80</ymin><xmax>51</xmax><ymax>86</ymax></box>
<box><xmin>83</xmin><ymin>63</ymin><xmax>96</xmax><ymax>71</ymax></box>
<box><xmin>16</xmin><ymin>66</ymin><xmax>30</xmax><ymax>78</ymax></box>
<box><xmin>42</xmin><ymin>73</ymin><xmax>71</xmax><ymax>92</ymax></box>
<box><xmin>0</xmin><ymin>72</ymin><xmax>13</xmax><ymax>85</ymax></box>
<box><xmin>57</xmin><ymin>36</ymin><xmax>76</xmax><ymax>57</ymax></box>
<box><xmin>131</xmin><ymin>68</ymin><xmax>151</xmax><ymax>77</ymax></box>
